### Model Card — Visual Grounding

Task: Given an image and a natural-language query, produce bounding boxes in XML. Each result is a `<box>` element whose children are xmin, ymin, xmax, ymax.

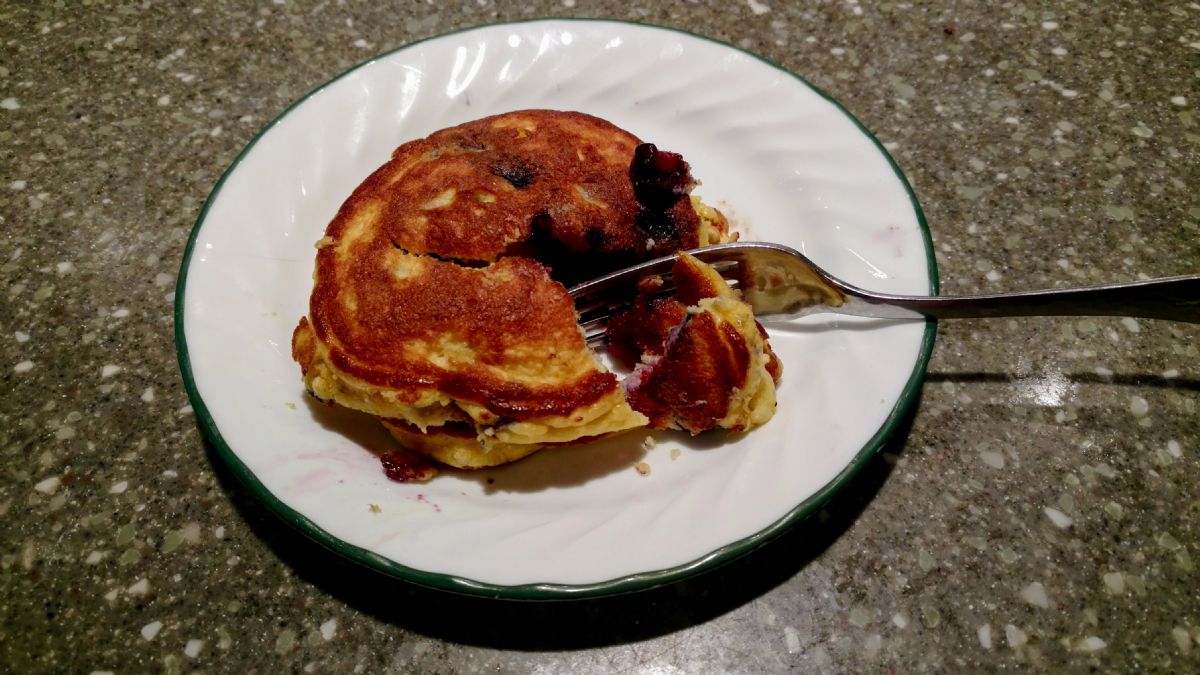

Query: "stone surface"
<box><xmin>1</xmin><ymin>1</ymin><xmax>1197</xmax><ymax>672</ymax></box>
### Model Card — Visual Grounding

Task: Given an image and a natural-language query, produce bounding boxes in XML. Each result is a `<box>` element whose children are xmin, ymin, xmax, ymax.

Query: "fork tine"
<box><xmin>576</xmin><ymin>280</ymin><xmax>677</xmax><ymax>338</ymax></box>
<box><xmin>580</xmin><ymin>320</ymin><xmax>612</xmax><ymax>344</ymax></box>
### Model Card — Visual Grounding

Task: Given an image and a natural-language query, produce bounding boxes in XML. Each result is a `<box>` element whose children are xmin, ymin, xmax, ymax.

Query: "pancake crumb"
<box><xmin>670</xmin><ymin>448</ymin><xmax>681</xmax><ymax>460</ymax></box>
<box><xmin>642</xmin><ymin>436</ymin><xmax>657</xmax><ymax>450</ymax></box>
<box><xmin>634</xmin><ymin>461</ymin><xmax>651</xmax><ymax>476</ymax></box>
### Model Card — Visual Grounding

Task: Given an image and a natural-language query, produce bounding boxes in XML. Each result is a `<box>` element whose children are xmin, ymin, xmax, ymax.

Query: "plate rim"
<box><xmin>173</xmin><ymin>17</ymin><xmax>939</xmax><ymax>600</ymax></box>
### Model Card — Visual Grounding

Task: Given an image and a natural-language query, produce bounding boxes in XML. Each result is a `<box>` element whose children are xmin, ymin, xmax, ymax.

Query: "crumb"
<box><xmin>636</xmin><ymin>275</ymin><xmax>665</xmax><ymax>292</ymax></box>
<box><xmin>670</xmin><ymin>448</ymin><xmax>681</xmax><ymax>460</ymax></box>
<box><xmin>314</xmin><ymin>236</ymin><xmax>336</xmax><ymax>249</ymax></box>
<box><xmin>368</xmin><ymin>504</ymin><xmax>381</xmax><ymax>513</ymax></box>
<box><xmin>634</xmin><ymin>461</ymin><xmax>651</xmax><ymax>476</ymax></box>
<box><xmin>642</xmin><ymin>436</ymin><xmax>657</xmax><ymax>450</ymax></box>
<box><xmin>285</xmin><ymin>402</ymin><xmax>296</xmax><ymax>410</ymax></box>
<box><xmin>379</xmin><ymin>451</ymin><xmax>437</xmax><ymax>482</ymax></box>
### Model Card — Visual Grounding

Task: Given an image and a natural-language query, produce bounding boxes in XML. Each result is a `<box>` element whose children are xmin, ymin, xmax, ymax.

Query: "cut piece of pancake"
<box><xmin>610</xmin><ymin>253</ymin><xmax>782</xmax><ymax>434</ymax></box>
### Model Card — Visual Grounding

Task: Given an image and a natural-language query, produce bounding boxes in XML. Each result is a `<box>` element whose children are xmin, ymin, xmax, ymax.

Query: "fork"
<box><xmin>570</xmin><ymin>242</ymin><xmax>1200</xmax><ymax>343</ymax></box>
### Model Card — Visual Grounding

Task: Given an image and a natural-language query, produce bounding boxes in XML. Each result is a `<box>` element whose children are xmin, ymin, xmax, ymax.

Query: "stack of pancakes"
<box><xmin>292</xmin><ymin>110</ymin><xmax>779</xmax><ymax>471</ymax></box>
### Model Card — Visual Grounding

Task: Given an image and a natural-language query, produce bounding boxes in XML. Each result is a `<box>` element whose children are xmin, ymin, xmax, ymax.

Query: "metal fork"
<box><xmin>570</xmin><ymin>242</ymin><xmax>1200</xmax><ymax>343</ymax></box>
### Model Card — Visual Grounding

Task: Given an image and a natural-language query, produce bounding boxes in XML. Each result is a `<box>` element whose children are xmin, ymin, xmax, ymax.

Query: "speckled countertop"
<box><xmin>2</xmin><ymin>1</ymin><xmax>1198</xmax><ymax>672</ymax></box>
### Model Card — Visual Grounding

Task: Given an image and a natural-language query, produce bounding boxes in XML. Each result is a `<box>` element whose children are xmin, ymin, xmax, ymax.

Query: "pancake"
<box><xmin>377</xmin><ymin>418</ymin><xmax>540</xmax><ymax>470</ymax></box>
<box><xmin>293</xmin><ymin>110</ymin><xmax>763</xmax><ymax>471</ymax></box>
<box><xmin>293</xmin><ymin>252</ymin><xmax>646</xmax><ymax>468</ymax></box>
<box><xmin>610</xmin><ymin>253</ymin><xmax>782</xmax><ymax>434</ymax></box>
<box><xmin>378</xmin><ymin>417</ymin><xmax>617</xmax><ymax>470</ymax></box>
<box><xmin>333</xmin><ymin>109</ymin><xmax>727</xmax><ymax>283</ymax></box>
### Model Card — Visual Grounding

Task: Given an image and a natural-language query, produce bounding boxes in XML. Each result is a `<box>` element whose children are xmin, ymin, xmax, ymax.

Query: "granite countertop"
<box><xmin>2</xmin><ymin>1</ymin><xmax>1197</xmax><ymax>672</ymax></box>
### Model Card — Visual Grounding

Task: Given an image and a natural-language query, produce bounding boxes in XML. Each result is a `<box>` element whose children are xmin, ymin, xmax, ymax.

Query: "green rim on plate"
<box><xmin>174</xmin><ymin>18</ymin><xmax>939</xmax><ymax>600</ymax></box>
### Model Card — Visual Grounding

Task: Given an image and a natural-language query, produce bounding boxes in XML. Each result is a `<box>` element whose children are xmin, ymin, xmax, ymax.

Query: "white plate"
<box><xmin>176</xmin><ymin>19</ymin><xmax>936</xmax><ymax>598</ymax></box>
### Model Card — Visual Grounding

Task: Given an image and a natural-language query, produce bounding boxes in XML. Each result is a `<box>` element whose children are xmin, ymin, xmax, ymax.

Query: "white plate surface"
<box><xmin>178</xmin><ymin>19</ymin><xmax>935</xmax><ymax>595</ymax></box>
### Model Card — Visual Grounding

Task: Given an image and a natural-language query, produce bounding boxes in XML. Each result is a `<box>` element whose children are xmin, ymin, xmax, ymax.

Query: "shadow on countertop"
<box><xmin>202</xmin><ymin>401</ymin><xmax>919</xmax><ymax>651</ymax></box>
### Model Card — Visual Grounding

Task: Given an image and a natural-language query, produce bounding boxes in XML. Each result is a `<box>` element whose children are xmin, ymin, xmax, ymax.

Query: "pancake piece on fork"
<box><xmin>607</xmin><ymin>253</ymin><xmax>783</xmax><ymax>435</ymax></box>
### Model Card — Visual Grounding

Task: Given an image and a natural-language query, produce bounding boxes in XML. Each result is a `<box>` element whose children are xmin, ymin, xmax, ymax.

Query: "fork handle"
<box><xmin>832</xmin><ymin>275</ymin><xmax>1200</xmax><ymax>323</ymax></box>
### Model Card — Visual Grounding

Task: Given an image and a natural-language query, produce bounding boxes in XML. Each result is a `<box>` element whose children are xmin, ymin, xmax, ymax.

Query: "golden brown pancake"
<box><xmin>293</xmin><ymin>110</ymin><xmax>755</xmax><ymax>470</ymax></box>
